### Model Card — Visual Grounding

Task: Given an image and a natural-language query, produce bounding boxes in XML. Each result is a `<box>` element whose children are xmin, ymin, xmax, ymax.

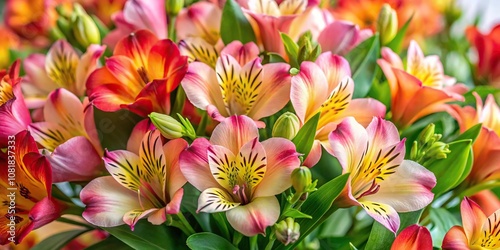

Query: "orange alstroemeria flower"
<box><xmin>332</xmin><ymin>0</ymin><xmax>443</xmax><ymax>44</ymax></box>
<box><xmin>378</xmin><ymin>40</ymin><xmax>467</xmax><ymax>129</ymax></box>
<box><xmin>466</xmin><ymin>24</ymin><xmax>500</xmax><ymax>87</ymax></box>
<box><xmin>451</xmin><ymin>93</ymin><xmax>500</xmax><ymax>190</ymax></box>
<box><xmin>442</xmin><ymin>197</ymin><xmax>500</xmax><ymax>250</ymax></box>
<box><xmin>86</xmin><ymin>29</ymin><xmax>188</xmax><ymax>117</ymax></box>
<box><xmin>391</xmin><ymin>224</ymin><xmax>433</xmax><ymax>250</ymax></box>
<box><xmin>0</xmin><ymin>131</ymin><xmax>66</xmax><ymax>245</ymax></box>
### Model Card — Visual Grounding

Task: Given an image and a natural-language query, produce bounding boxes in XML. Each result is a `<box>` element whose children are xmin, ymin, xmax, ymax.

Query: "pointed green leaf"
<box><xmin>281</xmin><ymin>208</ymin><xmax>312</xmax><ymax>219</ymax></box>
<box><xmin>386</xmin><ymin>14</ymin><xmax>413</xmax><ymax>53</ymax></box>
<box><xmin>292</xmin><ymin>113</ymin><xmax>320</xmax><ymax>159</ymax></box>
<box><xmin>345</xmin><ymin>34</ymin><xmax>380</xmax><ymax>98</ymax></box>
<box><xmin>281</xmin><ymin>33</ymin><xmax>300</xmax><ymax>68</ymax></box>
<box><xmin>31</xmin><ymin>229</ymin><xmax>90</xmax><ymax>250</ymax></box>
<box><xmin>220</xmin><ymin>0</ymin><xmax>257</xmax><ymax>45</ymax></box>
<box><xmin>187</xmin><ymin>232</ymin><xmax>238</xmax><ymax>250</ymax></box>
<box><xmin>454</xmin><ymin>123</ymin><xmax>482</xmax><ymax>143</ymax></box>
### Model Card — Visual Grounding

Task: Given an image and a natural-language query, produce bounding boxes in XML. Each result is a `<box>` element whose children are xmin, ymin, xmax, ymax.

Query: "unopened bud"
<box><xmin>275</xmin><ymin>218</ymin><xmax>300</xmax><ymax>246</ymax></box>
<box><xmin>417</xmin><ymin>124</ymin><xmax>436</xmax><ymax>147</ymax></box>
<box><xmin>272</xmin><ymin>112</ymin><xmax>300</xmax><ymax>140</ymax></box>
<box><xmin>166</xmin><ymin>0</ymin><xmax>184</xmax><ymax>16</ymax></box>
<box><xmin>377</xmin><ymin>4</ymin><xmax>398</xmax><ymax>45</ymax></box>
<box><xmin>149</xmin><ymin>112</ymin><xmax>185</xmax><ymax>139</ymax></box>
<box><xmin>291</xmin><ymin>166</ymin><xmax>312</xmax><ymax>194</ymax></box>
<box><xmin>72</xmin><ymin>4</ymin><xmax>101</xmax><ymax>48</ymax></box>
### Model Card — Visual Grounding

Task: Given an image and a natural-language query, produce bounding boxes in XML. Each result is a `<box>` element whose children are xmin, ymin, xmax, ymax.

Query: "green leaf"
<box><xmin>292</xmin><ymin>113</ymin><xmax>320</xmax><ymax>159</ymax></box>
<box><xmin>429</xmin><ymin>208</ymin><xmax>460</xmax><ymax>247</ymax></box>
<box><xmin>93</xmin><ymin>108</ymin><xmax>143</xmax><ymax>150</ymax></box>
<box><xmin>345</xmin><ymin>34</ymin><xmax>380</xmax><ymax>98</ymax></box>
<box><xmin>461</xmin><ymin>180</ymin><xmax>500</xmax><ymax>197</ymax></box>
<box><xmin>349</xmin><ymin>242</ymin><xmax>359</xmax><ymax>250</ymax></box>
<box><xmin>281</xmin><ymin>33</ymin><xmax>300</xmax><ymax>68</ymax></box>
<box><xmin>454</xmin><ymin>123</ymin><xmax>482</xmax><ymax>143</ymax></box>
<box><xmin>386</xmin><ymin>14</ymin><xmax>413</xmax><ymax>53</ymax></box>
<box><xmin>220</xmin><ymin>0</ymin><xmax>256</xmax><ymax>45</ymax></box>
<box><xmin>262</xmin><ymin>52</ymin><xmax>287</xmax><ymax>64</ymax></box>
<box><xmin>426</xmin><ymin>139</ymin><xmax>473</xmax><ymax>194</ymax></box>
<box><xmin>276</xmin><ymin>173</ymin><xmax>350</xmax><ymax>250</ymax></box>
<box><xmin>281</xmin><ymin>208</ymin><xmax>312</xmax><ymax>219</ymax></box>
<box><xmin>32</xmin><ymin>229</ymin><xmax>90</xmax><ymax>250</ymax></box>
<box><xmin>103</xmin><ymin>220</ymin><xmax>185</xmax><ymax>250</ymax></box>
<box><xmin>85</xmin><ymin>236</ymin><xmax>134</xmax><ymax>250</ymax></box>
<box><xmin>186</xmin><ymin>232</ymin><xmax>238</xmax><ymax>250</ymax></box>
<box><xmin>365</xmin><ymin>210</ymin><xmax>423</xmax><ymax>250</ymax></box>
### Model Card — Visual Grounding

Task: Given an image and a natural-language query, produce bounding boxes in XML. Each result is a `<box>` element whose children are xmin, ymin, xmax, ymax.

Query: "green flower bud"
<box><xmin>71</xmin><ymin>4</ymin><xmax>101</xmax><ymax>48</ymax></box>
<box><xmin>275</xmin><ymin>218</ymin><xmax>300</xmax><ymax>246</ymax></box>
<box><xmin>417</xmin><ymin>124</ymin><xmax>435</xmax><ymax>146</ymax></box>
<box><xmin>291</xmin><ymin>166</ymin><xmax>312</xmax><ymax>194</ymax></box>
<box><xmin>272</xmin><ymin>112</ymin><xmax>300</xmax><ymax>140</ymax></box>
<box><xmin>166</xmin><ymin>0</ymin><xmax>185</xmax><ymax>16</ymax></box>
<box><xmin>377</xmin><ymin>4</ymin><xmax>398</xmax><ymax>45</ymax></box>
<box><xmin>149</xmin><ymin>112</ymin><xmax>185</xmax><ymax>139</ymax></box>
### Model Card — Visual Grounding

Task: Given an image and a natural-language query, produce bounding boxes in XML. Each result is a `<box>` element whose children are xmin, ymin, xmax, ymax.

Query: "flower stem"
<box><xmin>175</xmin><ymin>212</ymin><xmax>196</xmax><ymax>235</ymax></box>
<box><xmin>249</xmin><ymin>235</ymin><xmax>258</xmax><ymax>250</ymax></box>
<box><xmin>168</xmin><ymin>16</ymin><xmax>177</xmax><ymax>41</ymax></box>
<box><xmin>213</xmin><ymin>213</ymin><xmax>231</xmax><ymax>240</ymax></box>
<box><xmin>57</xmin><ymin>217</ymin><xmax>95</xmax><ymax>229</ymax></box>
<box><xmin>232</xmin><ymin>231</ymin><xmax>243</xmax><ymax>247</ymax></box>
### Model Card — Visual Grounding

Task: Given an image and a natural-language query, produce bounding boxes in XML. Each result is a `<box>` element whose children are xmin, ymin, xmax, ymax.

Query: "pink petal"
<box><xmin>180</xmin><ymin>138</ymin><xmax>221</xmax><ymax>191</ymax></box>
<box><xmin>365</xmin><ymin>117</ymin><xmax>402</xmax><ymax>151</ymax></box>
<box><xmin>247</xmin><ymin>62</ymin><xmax>291</xmax><ymax>120</ymax></box>
<box><xmin>81</xmin><ymin>176</ymin><xmax>142</xmax><ymax>227</ymax></box>
<box><xmin>291</xmin><ymin>61</ymin><xmax>329</xmax><ymax>124</ymax></box>
<box><xmin>45</xmin><ymin>40</ymin><xmax>79</xmax><ymax>93</ymax></box>
<box><xmin>182</xmin><ymin>62</ymin><xmax>228</xmax><ymax>117</ymax></box>
<box><xmin>364</xmin><ymin>160</ymin><xmax>436</xmax><ymax>212</ymax></box>
<box><xmin>315</xmin><ymin>52</ymin><xmax>351</xmax><ymax>93</ymax></box>
<box><xmin>23</xmin><ymin>54</ymin><xmax>57</xmax><ymax>94</ymax></box>
<box><xmin>226</xmin><ymin>196</ymin><xmax>280</xmax><ymax>236</ymax></box>
<box><xmin>163</xmin><ymin>139</ymin><xmax>189</xmax><ymax>198</ymax></box>
<box><xmin>328</xmin><ymin>117</ymin><xmax>368</xmax><ymax>172</ymax></box>
<box><xmin>45</xmin><ymin>136</ymin><xmax>103</xmax><ymax>183</ymax></box>
<box><xmin>123</xmin><ymin>0</ymin><xmax>167</xmax><ymax>39</ymax></box>
<box><xmin>44</xmin><ymin>88</ymin><xmax>85</xmax><ymax>135</ymax></box>
<box><xmin>406</xmin><ymin>41</ymin><xmax>425</xmax><ymax>75</ymax></box>
<box><xmin>0</xmin><ymin>89</ymin><xmax>31</xmax><ymax>147</ymax></box>
<box><xmin>343</xmin><ymin>98</ymin><xmax>386</xmax><ymax>127</ymax></box>
<box><xmin>75</xmin><ymin>45</ymin><xmax>106</xmax><ymax>97</ymax></box>
<box><xmin>302</xmin><ymin>140</ymin><xmax>323</xmax><ymax>167</ymax></box>
<box><xmin>165</xmin><ymin>188</ymin><xmax>184</xmax><ymax>214</ymax></box>
<box><xmin>460</xmin><ymin>197</ymin><xmax>487</xmax><ymax>243</ymax></box>
<box><xmin>359</xmin><ymin>200</ymin><xmax>400</xmax><ymax>234</ymax></box>
<box><xmin>317</xmin><ymin>20</ymin><xmax>359</xmax><ymax>55</ymax></box>
<box><xmin>176</xmin><ymin>1</ymin><xmax>222</xmax><ymax>45</ymax></box>
<box><xmin>103</xmin><ymin>149</ymin><xmax>141</xmax><ymax>191</ymax></box>
<box><xmin>220</xmin><ymin>41</ymin><xmax>260</xmax><ymax>65</ymax></box>
<box><xmin>197</xmin><ymin>187</ymin><xmax>240</xmax><ymax>213</ymax></box>
<box><xmin>253</xmin><ymin>138</ymin><xmax>300</xmax><ymax>197</ymax></box>
<box><xmin>127</xmin><ymin>119</ymin><xmax>154</xmax><ymax>154</ymax></box>
<box><xmin>210</xmin><ymin>115</ymin><xmax>259</xmax><ymax>154</ymax></box>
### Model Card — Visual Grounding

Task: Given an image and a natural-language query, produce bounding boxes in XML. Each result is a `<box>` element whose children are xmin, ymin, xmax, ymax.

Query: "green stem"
<box><xmin>232</xmin><ymin>231</ymin><xmax>243</xmax><ymax>247</ymax></box>
<box><xmin>57</xmin><ymin>217</ymin><xmax>95</xmax><ymax>229</ymax></box>
<box><xmin>249</xmin><ymin>235</ymin><xmax>259</xmax><ymax>250</ymax></box>
<box><xmin>265</xmin><ymin>239</ymin><xmax>276</xmax><ymax>250</ymax></box>
<box><xmin>168</xmin><ymin>16</ymin><xmax>177</xmax><ymax>41</ymax></box>
<box><xmin>63</xmin><ymin>203</ymin><xmax>85</xmax><ymax>216</ymax></box>
<box><xmin>213</xmin><ymin>213</ymin><xmax>231</xmax><ymax>240</ymax></box>
<box><xmin>175</xmin><ymin>212</ymin><xmax>196</xmax><ymax>235</ymax></box>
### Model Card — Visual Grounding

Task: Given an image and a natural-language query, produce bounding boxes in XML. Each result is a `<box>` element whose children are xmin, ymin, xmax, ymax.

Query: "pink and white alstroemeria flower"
<box><xmin>328</xmin><ymin>117</ymin><xmax>436</xmax><ymax>233</ymax></box>
<box><xmin>22</xmin><ymin>40</ymin><xmax>105</xmax><ymax>108</ymax></box>
<box><xmin>377</xmin><ymin>40</ymin><xmax>468</xmax><ymax>129</ymax></box>
<box><xmin>81</xmin><ymin>130</ymin><xmax>187</xmax><ymax>229</ymax></box>
<box><xmin>28</xmin><ymin>88</ymin><xmax>104</xmax><ymax>182</ymax></box>
<box><xmin>442</xmin><ymin>197</ymin><xmax>500</xmax><ymax>250</ymax></box>
<box><xmin>180</xmin><ymin>115</ymin><xmax>300</xmax><ymax>236</ymax></box>
<box><xmin>291</xmin><ymin>52</ymin><xmax>386</xmax><ymax>166</ymax></box>
<box><xmin>182</xmin><ymin>41</ymin><xmax>291</xmax><ymax>127</ymax></box>
<box><xmin>104</xmin><ymin>0</ymin><xmax>167</xmax><ymax>48</ymax></box>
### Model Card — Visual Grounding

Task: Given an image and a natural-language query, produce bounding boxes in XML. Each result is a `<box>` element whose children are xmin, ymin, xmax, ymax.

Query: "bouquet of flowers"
<box><xmin>1</xmin><ymin>0</ymin><xmax>500</xmax><ymax>249</ymax></box>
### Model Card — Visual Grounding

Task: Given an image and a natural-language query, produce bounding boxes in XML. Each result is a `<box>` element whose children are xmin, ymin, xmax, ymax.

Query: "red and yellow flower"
<box><xmin>180</xmin><ymin>115</ymin><xmax>300</xmax><ymax>236</ymax></box>
<box><xmin>81</xmin><ymin>130</ymin><xmax>187</xmax><ymax>229</ymax></box>
<box><xmin>86</xmin><ymin>29</ymin><xmax>188</xmax><ymax>117</ymax></box>
<box><xmin>466</xmin><ymin>24</ymin><xmax>500</xmax><ymax>87</ymax></box>
<box><xmin>391</xmin><ymin>224</ymin><xmax>433</xmax><ymax>250</ymax></box>
<box><xmin>328</xmin><ymin>117</ymin><xmax>436</xmax><ymax>233</ymax></box>
<box><xmin>442</xmin><ymin>197</ymin><xmax>500</xmax><ymax>249</ymax></box>
<box><xmin>0</xmin><ymin>131</ymin><xmax>65</xmax><ymax>244</ymax></box>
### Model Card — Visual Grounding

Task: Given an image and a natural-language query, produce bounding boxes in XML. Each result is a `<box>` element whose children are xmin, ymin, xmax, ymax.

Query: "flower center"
<box><xmin>232</xmin><ymin>184</ymin><xmax>250</xmax><ymax>204</ymax></box>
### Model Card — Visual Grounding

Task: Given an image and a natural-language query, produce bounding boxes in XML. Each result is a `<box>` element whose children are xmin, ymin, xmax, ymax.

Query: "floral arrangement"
<box><xmin>1</xmin><ymin>0</ymin><xmax>500</xmax><ymax>249</ymax></box>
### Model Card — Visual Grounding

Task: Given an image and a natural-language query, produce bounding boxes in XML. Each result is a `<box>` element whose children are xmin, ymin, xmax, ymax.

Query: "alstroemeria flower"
<box><xmin>442</xmin><ymin>197</ymin><xmax>500</xmax><ymax>250</ymax></box>
<box><xmin>466</xmin><ymin>24</ymin><xmax>500</xmax><ymax>87</ymax></box>
<box><xmin>23</xmin><ymin>40</ymin><xmax>105</xmax><ymax>108</ymax></box>
<box><xmin>317</xmin><ymin>20</ymin><xmax>373</xmax><ymax>55</ymax></box>
<box><xmin>103</xmin><ymin>0</ymin><xmax>167</xmax><ymax>48</ymax></box>
<box><xmin>0</xmin><ymin>131</ymin><xmax>66</xmax><ymax>244</ymax></box>
<box><xmin>291</xmin><ymin>52</ymin><xmax>386</xmax><ymax>166</ymax></box>
<box><xmin>378</xmin><ymin>41</ymin><xmax>467</xmax><ymax>129</ymax></box>
<box><xmin>29</xmin><ymin>88</ymin><xmax>103</xmax><ymax>182</ymax></box>
<box><xmin>450</xmin><ymin>93</ymin><xmax>500</xmax><ymax>189</ymax></box>
<box><xmin>391</xmin><ymin>224</ymin><xmax>432</xmax><ymax>250</ymax></box>
<box><xmin>0</xmin><ymin>61</ymin><xmax>31</xmax><ymax>148</ymax></box>
<box><xmin>328</xmin><ymin>117</ymin><xmax>436</xmax><ymax>233</ymax></box>
<box><xmin>81</xmin><ymin>130</ymin><xmax>187</xmax><ymax>229</ymax></box>
<box><xmin>87</xmin><ymin>29</ymin><xmax>188</xmax><ymax>117</ymax></box>
<box><xmin>176</xmin><ymin>1</ymin><xmax>222</xmax><ymax>45</ymax></box>
<box><xmin>180</xmin><ymin>115</ymin><xmax>300</xmax><ymax>236</ymax></box>
<box><xmin>80</xmin><ymin>0</ymin><xmax>127</xmax><ymax>26</ymax></box>
<box><xmin>182</xmin><ymin>41</ymin><xmax>291</xmax><ymax>127</ymax></box>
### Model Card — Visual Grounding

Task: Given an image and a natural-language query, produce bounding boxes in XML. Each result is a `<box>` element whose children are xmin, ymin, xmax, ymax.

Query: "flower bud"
<box><xmin>291</xmin><ymin>166</ymin><xmax>312</xmax><ymax>194</ymax></box>
<box><xmin>166</xmin><ymin>0</ymin><xmax>185</xmax><ymax>16</ymax></box>
<box><xmin>272</xmin><ymin>112</ymin><xmax>300</xmax><ymax>140</ymax></box>
<box><xmin>275</xmin><ymin>218</ymin><xmax>300</xmax><ymax>246</ymax></box>
<box><xmin>149</xmin><ymin>112</ymin><xmax>185</xmax><ymax>139</ymax></box>
<box><xmin>71</xmin><ymin>4</ymin><xmax>101</xmax><ymax>48</ymax></box>
<box><xmin>417</xmin><ymin>124</ymin><xmax>435</xmax><ymax>146</ymax></box>
<box><xmin>377</xmin><ymin>4</ymin><xmax>398</xmax><ymax>45</ymax></box>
